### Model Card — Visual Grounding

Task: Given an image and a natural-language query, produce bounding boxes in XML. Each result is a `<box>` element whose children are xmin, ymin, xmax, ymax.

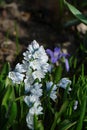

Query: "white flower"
<box><xmin>58</xmin><ymin>78</ymin><xmax>72</xmax><ymax>91</ymax></box>
<box><xmin>29</xmin><ymin>101</ymin><xmax>43</xmax><ymax>115</ymax></box>
<box><xmin>41</xmin><ymin>63</ymin><xmax>49</xmax><ymax>72</ymax></box>
<box><xmin>32</xmin><ymin>70</ymin><xmax>45</xmax><ymax>82</ymax></box>
<box><xmin>23</xmin><ymin>40</ymin><xmax>49</xmax><ymax>81</ymax></box>
<box><xmin>46</xmin><ymin>81</ymin><xmax>53</xmax><ymax>90</ymax></box>
<box><xmin>24</xmin><ymin>73</ymin><xmax>34</xmax><ymax>93</ymax></box>
<box><xmin>26</xmin><ymin>112</ymin><xmax>34</xmax><ymax>130</ymax></box>
<box><xmin>15</xmin><ymin>63</ymin><xmax>26</xmax><ymax>73</ymax></box>
<box><xmin>23</xmin><ymin>50</ymin><xmax>32</xmax><ymax>61</ymax></box>
<box><xmin>8</xmin><ymin>71</ymin><xmax>24</xmax><ymax>84</ymax></box>
<box><xmin>26</xmin><ymin>67</ymin><xmax>33</xmax><ymax>77</ymax></box>
<box><xmin>8</xmin><ymin>62</ymin><xmax>26</xmax><ymax>84</ymax></box>
<box><xmin>73</xmin><ymin>100</ymin><xmax>78</xmax><ymax>110</ymax></box>
<box><xmin>24</xmin><ymin>78</ymin><xmax>32</xmax><ymax>93</ymax></box>
<box><xmin>26</xmin><ymin>101</ymin><xmax>43</xmax><ymax>130</ymax></box>
<box><xmin>28</xmin><ymin>40</ymin><xmax>39</xmax><ymax>53</ymax></box>
<box><xmin>48</xmin><ymin>64</ymin><xmax>54</xmax><ymax>73</ymax></box>
<box><xmin>31</xmin><ymin>40</ymin><xmax>39</xmax><ymax>50</ymax></box>
<box><xmin>32</xmin><ymin>40</ymin><xmax>39</xmax><ymax>50</ymax></box>
<box><xmin>28</xmin><ymin>44</ymin><xmax>34</xmax><ymax>53</ymax></box>
<box><xmin>33</xmin><ymin>46</ymin><xmax>48</xmax><ymax>63</ymax></box>
<box><xmin>24</xmin><ymin>95</ymin><xmax>39</xmax><ymax>107</ymax></box>
<box><xmin>22</xmin><ymin>60</ymin><xmax>30</xmax><ymax>72</ymax></box>
<box><xmin>46</xmin><ymin>81</ymin><xmax>57</xmax><ymax>101</ymax></box>
<box><xmin>30</xmin><ymin>60</ymin><xmax>49</xmax><ymax>72</ymax></box>
<box><xmin>30</xmin><ymin>59</ymin><xmax>41</xmax><ymax>70</ymax></box>
<box><xmin>30</xmin><ymin>82</ymin><xmax>42</xmax><ymax>97</ymax></box>
<box><xmin>50</xmin><ymin>91</ymin><xmax>57</xmax><ymax>101</ymax></box>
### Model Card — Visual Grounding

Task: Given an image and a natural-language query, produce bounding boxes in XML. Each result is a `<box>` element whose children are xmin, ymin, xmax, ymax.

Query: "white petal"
<box><xmin>58</xmin><ymin>78</ymin><xmax>72</xmax><ymax>91</ymax></box>
<box><xmin>29</xmin><ymin>101</ymin><xmax>43</xmax><ymax>115</ymax></box>
<box><xmin>8</xmin><ymin>71</ymin><xmax>24</xmax><ymax>84</ymax></box>
<box><xmin>24</xmin><ymin>95</ymin><xmax>39</xmax><ymax>107</ymax></box>
<box><xmin>26</xmin><ymin>112</ymin><xmax>34</xmax><ymax>130</ymax></box>
<box><xmin>32</xmin><ymin>70</ymin><xmax>45</xmax><ymax>81</ymax></box>
<box><xmin>15</xmin><ymin>63</ymin><xmax>26</xmax><ymax>73</ymax></box>
<box><xmin>32</xmin><ymin>40</ymin><xmax>39</xmax><ymax>50</ymax></box>
<box><xmin>30</xmin><ymin>83</ymin><xmax>42</xmax><ymax>97</ymax></box>
<box><xmin>30</xmin><ymin>60</ymin><xmax>41</xmax><ymax>70</ymax></box>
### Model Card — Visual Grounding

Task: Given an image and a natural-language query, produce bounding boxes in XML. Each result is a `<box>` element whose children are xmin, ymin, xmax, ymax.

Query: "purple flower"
<box><xmin>46</xmin><ymin>47</ymin><xmax>70</xmax><ymax>72</ymax></box>
<box><xmin>65</xmin><ymin>58</ymin><xmax>69</xmax><ymax>72</ymax></box>
<box><xmin>61</xmin><ymin>53</ymin><xmax>70</xmax><ymax>72</ymax></box>
<box><xmin>46</xmin><ymin>47</ymin><xmax>61</xmax><ymax>63</ymax></box>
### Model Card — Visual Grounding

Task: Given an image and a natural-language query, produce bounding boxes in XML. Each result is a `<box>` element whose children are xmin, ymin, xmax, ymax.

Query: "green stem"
<box><xmin>15</xmin><ymin>95</ymin><xmax>24</xmax><ymax>102</ymax></box>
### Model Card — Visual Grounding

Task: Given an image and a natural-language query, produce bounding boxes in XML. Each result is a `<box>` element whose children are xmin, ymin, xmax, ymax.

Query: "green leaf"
<box><xmin>76</xmin><ymin>94</ymin><xmax>87</xmax><ymax>130</ymax></box>
<box><xmin>7</xmin><ymin>86</ymin><xmax>17</xmax><ymax>125</ymax></box>
<box><xmin>0</xmin><ymin>62</ymin><xmax>10</xmax><ymax>81</ymax></box>
<box><xmin>2</xmin><ymin>86</ymin><xmax>12</xmax><ymax>111</ymax></box>
<box><xmin>54</xmin><ymin>65</ymin><xmax>62</xmax><ymax>84</ymax></box>
<box><xmin>7</xmin><ymin>101</ymin><xmax>17</xmax><ymax>127</ymax></box>
<box><xmin>59</xmin><ymin>120</ymin><xmax>77</xmax><ymax>130</ymax></box>
<box><xmin>34</xmin><ymin>115</ymin><xmax>44</xmax><ymax>130</ymax></box>
<box><xmin>37</xmin><ymin>122</ymin><xmax>44</xmax><ymax>130</ymax></box>
<box><xmin>34</xmin><ymin>114</ymin><xmax>38</xmax><ymax>130</ymax></box>
<box><xmin>1</xmin><ymin>85</ymin><xmax>17</xmax><ymax>128</ymax></box>
<box><xmin>51</xmin><ymin>101</ymin><xmax>68</xmax><ymax>130</ymax></box>
<box><xmin>64</xmin><ymin>0</ymin><xmax>87</xmax><ymax>25</ymax></box>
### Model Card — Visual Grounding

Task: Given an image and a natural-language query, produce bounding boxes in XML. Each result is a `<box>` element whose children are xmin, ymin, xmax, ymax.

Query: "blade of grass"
<box><xmin>76</xmin><ymin>94</ymin><xmax>87</xmax><ymax>130</ymax></box>
<box><xmin>51</xmin><ymin>101</ymin><xmax>68</xmax><ymax>130</ymax></box>
<box><xmin>59</xmin><ymin>120</ymin><xmax>77</xmax><ymax>130</ymax></box>
<box><xmin>64</xmin><ymin>0</ymin><xmax>87</xmax><ymax>25</ymax></box>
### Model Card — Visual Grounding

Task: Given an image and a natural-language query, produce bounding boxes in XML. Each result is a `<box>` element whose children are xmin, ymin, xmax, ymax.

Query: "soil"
<box><xmin>0</xmin><ymin>1</ymin><xmax>84</xmax><ymax>70</ymax></box>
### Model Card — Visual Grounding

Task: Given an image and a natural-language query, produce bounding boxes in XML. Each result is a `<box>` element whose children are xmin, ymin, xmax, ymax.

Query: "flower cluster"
<box><xmin>8</xmin><ymin>40</ymin><xmax>71</xmax><ymax>130</ymax></box>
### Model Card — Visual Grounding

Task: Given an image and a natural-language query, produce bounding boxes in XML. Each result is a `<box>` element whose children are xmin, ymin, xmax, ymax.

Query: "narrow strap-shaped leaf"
<box><xmin>34</xmin><ymin>114</ymin><xmax>38</xmax><ymax>130</ymax></box>
<box><xmin>76</xmin><ymin>94</ymin><xmax>87</xmax><ymax>130</ymax></box>
<box><xmin>51</xmin><ymin>101</ymin><xmax>68</xmax><ymax>130</ymax></box>
<box><xmin>2</xmin><ymin>86</ymin><xmax>12</xmax><ymax>110</ymax></box>
<box><xmin>64</xmin><ymin>0</ymin><xmax>87</xmax><ymax>25</ymax></box>
<box><xmin>59</xmin><ymin>120</ymin><xmax>77</xmax><ymax>130</ymax></box>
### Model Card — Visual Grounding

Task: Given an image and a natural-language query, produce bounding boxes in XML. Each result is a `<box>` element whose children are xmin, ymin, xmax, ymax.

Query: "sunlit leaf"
<box><xmin>2</xmin><ymin>86</ymin><xmax>12</xmax><ymax>111</ymax></box>
<box><xmin>64</xmin><ymin>0</ymin><xmax>87</xmax><ymax>25</ymax></box>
